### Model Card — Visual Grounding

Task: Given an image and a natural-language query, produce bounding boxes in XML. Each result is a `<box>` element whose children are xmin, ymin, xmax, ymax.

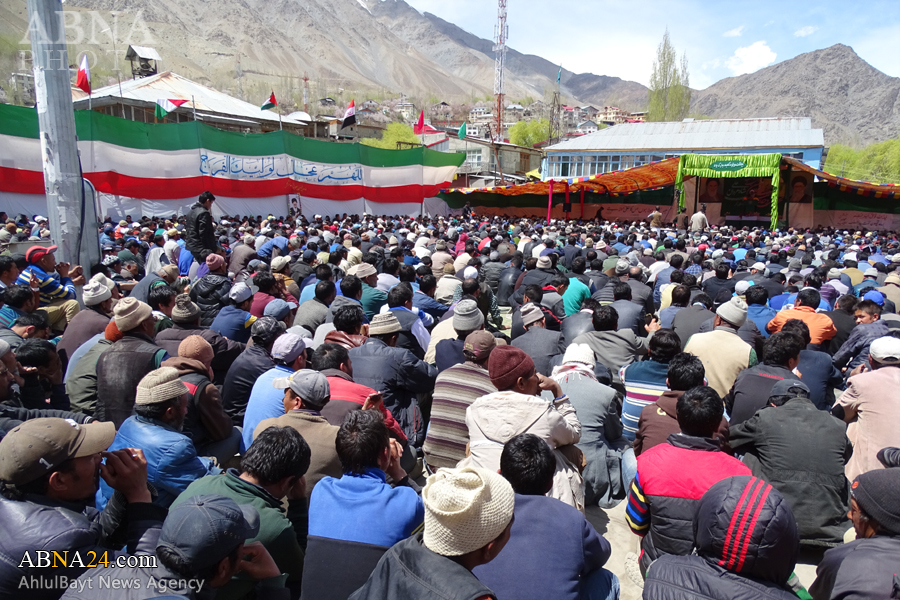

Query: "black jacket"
<box><xmin>810</xmin><ymin>535</ymin><xmax>900</xmax><ymax>600</ymax></box>
<box><xmin>643</xmin><ymin>475</ymin><xmax>800</xmax><ymax>600</ymax></box>
<box><xmin>730</xmin><ymin>398</ymin><xmax>851</xmax><ymax>545</ymax></box>
<box><xmin>189</xmin><ymin>273</ymin><xmax>233</xmax><ymax>326</ymax></box>
<box><xmin>480</xmin><ymin>261</ymin><xmax>506</xmax><ymax>296</ymax></box>
<box><xmin>184</xmin><ymin>201</ymin><xmax>217</xmax><ymax>258</ymax></box>
<box><xmin>724</xmin><ymin>364</ymin><xmax>800</xmax><ymax>426</ymax></box>
<box><xmin>496</xmin><ymin>266</ymin><xmax>522</xmax><ymax>307</ymax></box>
<box><xmin>222</xmin><ymin>344</ymin><xmax>275</xmax><ymax>426</ymax></box>
<box><xmin>562</xmin><ymin>311</ymin><xmax>595</xmax><ymax>346</ymax></box>
<box><xmin>511</xmin><ymin>267</ymin><xmax>557</xmax><ymax>305</ymax></box>
<box><xmin>349</xmin><ymin>534</ymin><xmax>496</xmax><ymax>600</ymax></box>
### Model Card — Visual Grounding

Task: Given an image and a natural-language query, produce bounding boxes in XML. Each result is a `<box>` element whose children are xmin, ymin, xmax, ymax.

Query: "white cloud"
<box><xmin>726</xmin><ymin>41</ymin><xmax>777</xmax><ymax>75</ymax></box>
<box><xmin>794</xmin><ymin>26</ymin><xmax>818</xmax><ymax>37</ymax></box>
<box><xmin>723</xmin><ymin>26</ymin><xmax>744</xmax><ymax>37</ymax></box>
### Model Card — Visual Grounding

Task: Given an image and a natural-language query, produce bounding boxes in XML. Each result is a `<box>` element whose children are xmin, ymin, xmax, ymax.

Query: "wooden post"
<box><xmin>547</xmin><ymin>181</ymin><xmax>553</xmax><ymax>224</ymax></box>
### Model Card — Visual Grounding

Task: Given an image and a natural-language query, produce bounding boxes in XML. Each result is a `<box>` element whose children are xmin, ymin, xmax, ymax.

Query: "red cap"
<box><xmin>25</xmin><ymin>245</ymin><xmax>57</xmax><ymax>264</ymax></box>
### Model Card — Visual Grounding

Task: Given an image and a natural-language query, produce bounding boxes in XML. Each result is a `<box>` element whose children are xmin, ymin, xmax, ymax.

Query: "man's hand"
<box><xmin>361</xmin><ymin>392</ymin><xmax>383</xmax><ymax>411</ymax></box>
<box><xmin>29</xmin><ymin>273</ymin><xmax>40</xmax><ymax>290</ymax></box>
<box><xmin>55</xmin><ymin>262</ymin><xmax>70</xmax><ymax>278</ymax></box>
<box><xmin>645</xmin><ymin>318</ymin><xmax>661</xmax><ymax>333</ymax></box>
<box><xmin>385</xmin><ymin>439</ymin><xmax>406</xmax><ymax>482</ymax></box>
<box><xmin>537</xmin><ymin>373</ymin><xmax>563</xmax><ymax>399</ymax></box>
<box><xmin>100</xmin><ymin>448</ymin><xmax>151</xmax><ymax>504</ymax></box>
<box><xmin>237</xmin><ymin>542</ymin><xmax>282</xmax><ymax>580</ymax></box>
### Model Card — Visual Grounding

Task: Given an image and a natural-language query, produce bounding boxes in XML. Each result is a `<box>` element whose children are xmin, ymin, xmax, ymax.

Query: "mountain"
<box><xmin>1</xmin><ymin>0</ymin><xmax>896</xmax><ymax>145</ymax></box>
<box><xmin>691</xmin><ymin>45</ymin><xmax>900</xmax><ymax>146</ymax></box>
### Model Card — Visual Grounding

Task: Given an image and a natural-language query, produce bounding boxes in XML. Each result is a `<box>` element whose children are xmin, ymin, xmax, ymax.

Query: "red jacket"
<box><xmin>320</xmin><ymin>370</ymin><xmax>407</xmax><ymax>442</ymax></box>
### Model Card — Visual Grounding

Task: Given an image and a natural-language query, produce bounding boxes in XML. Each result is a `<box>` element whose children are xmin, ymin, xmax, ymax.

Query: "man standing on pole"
<box><xmin>185</xmin><ymin>191</ymin><xmax>219</xmax><ymax>261</ymax></box>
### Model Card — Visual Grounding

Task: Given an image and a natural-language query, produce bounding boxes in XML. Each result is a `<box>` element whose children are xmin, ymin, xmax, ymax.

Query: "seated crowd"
<box><xmin>0</xmin><ymin>198</ymin><xmax>899</xmax><ymax>600</ymax></box>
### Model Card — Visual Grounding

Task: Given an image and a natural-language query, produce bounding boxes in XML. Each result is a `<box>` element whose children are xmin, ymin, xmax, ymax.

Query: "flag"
<box><xmin>341</xmin><ymin>99</ymin><xmax>356</xmax><ymax>130</ymax></box>
<box><xmin>75</xmin><ymin>55</ymin><xmax>91</xmax><ymax>95</ymax></box>
<box><xmin>260</xmin><ymin>92</ymin><xmax>277</xmax><ymax>111</ymax></box>
<box><xmin>556</xmin><ymin>65</ymin><xmax>561</xmax><ymax>85</ymax></box>
<box><xmin>413</xmin><ymin>110</ymin><xmax>425</xmax><ymax>135</ymax></box>
<box><xmin>458</xmin><ymin>122</ymin><xmax>467</xmax><ymax>139</ymax></box>
<box><xmin>154</xmin><ymin>98</ymin><xmax>188</xmax><ymax>119</ymax></box>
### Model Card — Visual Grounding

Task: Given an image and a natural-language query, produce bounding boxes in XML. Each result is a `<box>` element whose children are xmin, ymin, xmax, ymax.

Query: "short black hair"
<box><xmin>762</xmin><ymin>331</ymin><xmax>804</xmax><ymax>367</ymax></box>
<box><xmin>796</xmin><ymin>288</ymin><xmax>820</xmax><ymax>309</ymax></box>
<box><xmin>671</xmin><ymin>284</ymin><xmax>690</xmax><ymax>307</ymax></box>
<box><xmin>461</xmin><ymin>278</ymin><xmax>480</xmax><ymax>296</ymax></box>
<box><xmin>836</xmin><ymin>294</ymin><xmax>858</xmax><ymax>312</ymax></box>
<box><xmin>676</xmin><ymin>386</ymin><xmax>724</xmax><ymax>438</ymax></box>
<box><xmin>383</xmin><ymin>258</ymin><xmax>400</xmax><ymax>276</ymax></box>
<box><xmin>15</xmin><ymin>338</ymin><xmax>56</xmax><ymax>368</ymax></box>
<box><xmin>592</xmin><ymin>305</ymin><xmax>618</xmax><ymax>331</ymax></box>
<box><xmin>855</xmin><ymin>299</ymin><xmax>882</xmax><ymax>318</ymax></box>
<box><xmin>499</xmin><ymin>433</ymin><xmax>555</xmax><ymax>496</ymax></box>
<box><xmin>333</xmin><ymin>304</ymin><xmax>365</xmax><ymax>334</ymax></box>
<box><xmin>340</xmin><ymin>274</ymin><xmax>362</xmax><ymax>298</ymax></box>
<box><xmin>148</xmin><ymin>284</ymin><xmax>177</xmax><ymax>311</ymax></box>
<box><xmin>387</xmin><ymin>283</ymin><xmax>413</xmax><ymax>308</ymax></box>
<box><xmin>134</xmin><ymin>396</ymin><xmax>180</xmax><ymax>421</ymax></box>
<box><xmin>14</xmin><ymin>312</ymin><xmax>48</xmax><ymax>330</ymax></box>
<box><xmin>0</xmin><ymin>255</ymin><xmax>16</xmax><ymax>275</ymax></box>
<box><xmin>2</xmin><ymin>284</ymin><xmax>33</xmax><ymax>309</ymax></box>
<box><xmin>779</xmin><ymin>319</ymin><xmax>811</xmax><ymax>346</ymax></box>
<box><xmin>669</xmin><ymin>254</ymin><xmax>684</xmax><ymax>269</ymax></box>
<box><xmin>419</xmin><ymin>274</ymin><xmax>437</xmax><ymax>293</ymax></box>
<box><xmin>649</xmin><ymin>329</ymin><xmax>681</xmax><ymax>362</ymax></box>
<box><xmin>335</xmin><ymin>410</ymin><xmax>389</xmax><ymax>475</ymax></box>
<box><xmin>242</xmin><ymin>426</ymin><xmax>311</xmax><ymax>485</ymax></box>
<box><xmin>254</xmin><ymin>271</ymin><xmax>276</xmax><ymax>294</ymax></box>
<box><xmin>667</xmin><ymin>353</ymin><xmax>705</xmax><ymax>391</ymax></box>
<box><xmin>745</xmin><ymin>285</ymin><xmax>768</xmax><ymax>306</ymax></box>
<box><xmin>612</xmin><ymin>281</ymin><xmax>632</xmax><ymax>301</ymax></box>
<box><xmin>715</xmin><ymin>263</ymin><xmax>730</xmax><ymax>279</ymax></box>
<box><xmin>314</xmin><ymin>280</ymin><xmax>336</xmax><ymax>302</ymax></box>
<box><xmin>398</xmin><ymin>264</ymin><xmax>416</xmax><ymax>283</ymax></box>
<box><xmin>523</xmin><ymin>284</ymin><xmax>543</xmax><ymax>304</ymax></box>
<box><xmin>311</xmin><ymin>342</ymin><xmax>349</xmax><ymax>372</ymax></box>
<box><xmin>571</xmin><ymin>257</ymin><xmax>586</xmax><ymax>274</ymax></box>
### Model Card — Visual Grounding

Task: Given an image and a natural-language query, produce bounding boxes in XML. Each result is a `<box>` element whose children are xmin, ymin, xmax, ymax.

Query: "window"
<box><xmin>597</xmin><ymin>158</ymin><xmax>609</xmax><ymax>174</ymax></box>
<box><xmin>465</xmin><ymin>149</ymin><xmax>482</xmax><ymax>168</ymax></box>
<box><xmin>621</xmin><ymin>156</ymin><xmax>634</xmax><ymax>170</ymax></box>
<box><xmin>634</xmin><ymin>155</ymin><xmax>648</xmax><ymax>166</ymax></box>
<box><xmin>571</xmin><ymin>156</ymin><xmax>582</xmax><ymax>177</ymax></box>
<box><xmin>560</xmin><ymin>157</ymin><xmax>570</xmax><ymax>177</ymax></box>
<box><xmin>651</xmin><ymin>155</ymin><xmax>664</xmax><ymax>162</ymax></box>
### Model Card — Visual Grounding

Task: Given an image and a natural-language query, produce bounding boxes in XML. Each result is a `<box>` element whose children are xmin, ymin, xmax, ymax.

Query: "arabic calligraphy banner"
<box><xmin>0</xmin><ymin>104</ymin><xmax>463</xmax><ymax>205</ymax></box>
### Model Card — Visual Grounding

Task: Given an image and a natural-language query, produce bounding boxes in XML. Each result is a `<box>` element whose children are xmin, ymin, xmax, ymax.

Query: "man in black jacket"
<box><xmin>724</xmin><ymin>331</ymin><xmax>803</xmax><ymax>425</ymax></box>
<box><xmin>184</xmin><ymin>191</ymin><xmax>218</xmax><ymax>260</ymax></box>
<box><xmin>222</xmin><ymin>317</ymin><xmax>284</xmax><ymax>426</ymax></box>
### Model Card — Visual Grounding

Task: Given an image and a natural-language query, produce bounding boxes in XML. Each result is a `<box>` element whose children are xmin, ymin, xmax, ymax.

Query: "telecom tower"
<box><xmin>493</xmin><ymin>0</ymin><xmax>508</xmax><ymax>143</ymax></box>
<box><xmin>302</xmin><ymin>71</ymin><xmax>310</xmax><ymax>113</ymax></box>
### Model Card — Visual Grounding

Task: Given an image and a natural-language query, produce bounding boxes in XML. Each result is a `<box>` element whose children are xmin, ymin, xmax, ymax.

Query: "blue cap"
<box><xmin>863</xmin><ymin>290</ymin><xmax>885</xmax><ymax>306</ymax></box>
<box><xmin>156</xmin><ymin>495</ymin><xmax>259</xmax><ymax>571</ymax></box>
<box><xmin>264</xmin><ymin>298</ymin><xmax>297</xmax><ymax>320</ymax></box>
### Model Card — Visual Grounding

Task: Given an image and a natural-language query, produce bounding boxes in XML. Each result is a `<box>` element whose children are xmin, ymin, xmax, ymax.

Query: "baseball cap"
<box><xmin>250</xmin><ymin>316</ymin><xmax>286</xmax><ymax>345</ymax></box>
<box><xmin>768</xmin><ymin>379</ymin><xmax>811</xmax><ymax>401</ymax></box>
<box><xmin>25</xmin><ymin>245</ymin><xmax>57</xmax><ymax>264</ymax></box>
<box><xmin>156</xmin><ymin>495</ymin><xmax>260</xmax><ymax>572</ymax></box>
<box><xmin>863</xmin><ymin>290</ymin><xmax>885</xmax><ymax>306</ymax></box>
<box><xmin>264</xmin><ymin>298</ymin><xmax>297</xmax><ymax>321</ymax></box>
<box><xmin>870</xmin><ymin>336</ymin><xmax>900</xmax><ymax>365</ymax></box>
<box><xmin>462</xmin><ymin>330</ymin><xmax>496</xmax><ymax>361</ymax></box>
<box><xmin>228</xmin><ymin>282</ymin><xmax>257</xmax><ymax>303</ymax></box>
<box><xmin>272</xmin><ymin>369</ymin><xmax>330</xmax><ymax>406</ymax></box>
<box><xmin>271</xmin><ymin>333</ymin><xmax>308</xmax><ymax>363</ymax></box>
<box><xmin>751</xmin><ymin>262</ymin><xmax>767</xmax><ymax>271</ymax></box>
<box><xmin>0</xmin><ymin>418</ymin><xmax>116</xmax><ymax>485</ymax></box>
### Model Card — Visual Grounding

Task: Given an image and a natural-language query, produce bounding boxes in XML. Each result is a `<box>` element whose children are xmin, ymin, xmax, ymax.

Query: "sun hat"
<box><xmin>228</xmin><ymin>282</ymin><xmax>255</xmax><ymax>303</ymax></box>
<box><xmin>135</xmin><ymin>367</ymin><xmax>189</xmax><ymax>406</ymax></box>
<box><xmin>25</xmin><ymin>245</ymin><xmax>57</xmax><ymax>264</ymax></box>
<box><xmin>264</xmin><ymin>298</ymin><xmax>297</xmax><ymax>321</ymax></box>
<box><xmin>422</xmin><ymin>467</ymin><xmax>515</xmax><ymax>556</ymax></box>
<box><xmin>272</xmin><ymin>368</ymin><xmax>330</xmax><ymax>407</ymax></box>
<box><xmin>869</xmin><ymin>336</ymin><xmax>900</xmax><ymax>365</ymax></box>
<box><xmin>271</xmin><ymin>333</ymin><xmax>308</xmax><ymax>363</ymax></box>
<box><xmin>271</xmin><ymin>256</ymin><xmax>291</xmax><ymax>272</ymax></box>
<box><xmin>463</xmin><ymin>331</ymin><xmax>496</xmax><ymax>362</ymax></box>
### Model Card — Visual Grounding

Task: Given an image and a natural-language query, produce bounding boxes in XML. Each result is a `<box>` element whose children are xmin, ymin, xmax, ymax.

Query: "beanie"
<box><xmin>135</xmin><ymin>367</ymin><xmax>189</xmax><ymax>405</ymax></box>
<box><xmin>113</xmin><ymin>297</ymin><xmax>152</xmax><ymax>333</ymax></box>
<box><xmin>82</xmin><ymin>280</ymin><xmax>112</xmax><ymax>306</ymax></box>
<box><xmin>205</xmin><ymin>253</ymin><xmax>225</xmax><ymax>271</ymax></box>
<box><xmin>177</xmin><ymin>335</ymin><xmax>214</xmax><ymax>366</ymax></box>
<box><xmin>852</xmin><ymin>469</ymin><xmax>900</xmax><ymax>535</ymax></box>
<box><xmin>716</xmin><ymin>296</ymin><xmax>748</xmax><ymax>328</ymax></box>
<box><xmin>171</xmin><ymin>294</ymin><xmax>201</xmax><ymax>323</ymax></box>
<box><xmin>453</xmin><ymin>300</ymin><xmax>483</xmax><ymax>332</ymax></box>
<box><xmin>488</xmin><ymin>345</ymin><xmax>535</xmax><ymax>390</ymax></box>
<box><xmin>422</xmin><ymin>467</ymin><xmax>515</xmax><ymax>556</ymax></box>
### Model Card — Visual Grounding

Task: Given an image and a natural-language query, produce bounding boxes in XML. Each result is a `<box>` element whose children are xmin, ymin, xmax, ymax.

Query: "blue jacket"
<box><xmin>412</xmin><ymin>291</ymin><xmax>449</xmax><ymax>321</ymax></box>
<box><xmin>96</xmin><ymin>415</ymin><xmax>215</xmax><ymax>510</ymax></box>
<box><xmin>473</xmin><ymin>494</ymin><xmax>611</xmax><ymax>600</ymax></box>
<box><xmin>209</xmin><ymin>304</ymin><xmax>257</xmax><ymax>343</ymax></box>
<box><xmin>747</xmin><ymin>304</ymin><xmax>777</xmax><ymax>338</ymax></box>
<box><xmin>309</xmin><ymin>468</ymin><xmax>424</xmax><ymax>548</ymax></box>
<box><xmin>241</xmin><ymin>364</ymin><xmax>294</xmax><ymax>452</ymax></box>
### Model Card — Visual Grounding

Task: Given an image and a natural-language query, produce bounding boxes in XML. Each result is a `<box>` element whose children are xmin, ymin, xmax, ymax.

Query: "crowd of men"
<box><xmin>0</xmin><ymin>194</ymin><xmax>898</xmax><ymax>600</ymax></box>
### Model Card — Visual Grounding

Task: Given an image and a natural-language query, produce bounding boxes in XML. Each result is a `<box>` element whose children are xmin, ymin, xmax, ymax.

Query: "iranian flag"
<box><xmin>75</xmin><ymin>55</ymin><xmax>91</xmax><ymax>95</ymax></box>
<box><xmin>341</xmin><ymin>100</ymin><xmax>356</xmax><ymax>130</ymax></box>
<box><xmin>261</xmin><ymin>92</ymin><xmax>277</xmax><ymax>111</ymax></box>
<box><xmin>154</xmin><ymin>98</ymin><xmax>188</xmax><ymax>119</ymax></box>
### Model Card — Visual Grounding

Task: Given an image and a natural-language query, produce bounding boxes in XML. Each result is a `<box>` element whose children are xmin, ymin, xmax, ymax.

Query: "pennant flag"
<box><xmin>413</xmin><ymin>110</ymin><xmax>425</xmax><ymax>135</ymax></box>
<box><xmin>458</xmin><ymin>122</ymin><xmax>467</xmax><ymax>139</ymax></box>
<box><xmin>556</xmin><ymin>65</ymin><xmax>561</xmax><ymax>84</ymax></box>
<box><xmin>154</xmin><ymin>98</ymin><xmax>189</xmax><ymax>119</ymax></box>
<box><xmin>260</xmin><ymin>92</ymin><xmax>277</xmax><ymax>111</ymax></box>
<box><xmin>341</xmin><ymin>99</ymin><xmax>356</xmax><ymax>130</ymax></box>
<box><xmin>76</xmin><ymin>55</ymin><xmax>91</xmax><ymax>95</ymax></box>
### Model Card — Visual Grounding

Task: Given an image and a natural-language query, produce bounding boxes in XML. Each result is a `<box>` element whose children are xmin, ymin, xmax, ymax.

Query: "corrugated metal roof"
<box><xmin>125</xmin><ymin>46</ymin><xmax>162</xmax><ymax>61</ymax></box>
<box><xmin>72</xmin><ymin>71</ymin><xmax>305</xmax><ymax>126</ymax></box>
<box><xmin>545</xmin><ymin>117</ymin><xmax>823</xmax><ymax>153</ymax></box>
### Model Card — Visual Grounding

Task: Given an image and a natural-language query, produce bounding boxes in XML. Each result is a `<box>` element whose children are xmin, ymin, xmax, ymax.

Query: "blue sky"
<box><xmin>401</xmin><ymin>0</ymin><xmax>900</xmax><ymax>89</ymax></box>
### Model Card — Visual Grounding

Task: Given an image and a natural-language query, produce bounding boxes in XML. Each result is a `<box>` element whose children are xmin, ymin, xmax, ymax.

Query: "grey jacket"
<box><xmin>572</xmin><ymin>330</ymin><xmax>650</xmax><ymax>384</ymax></box>
<box><xmin>511</xmin><ymin>327</ymin><xmax>566</xmax><ymax>377</ymax></box>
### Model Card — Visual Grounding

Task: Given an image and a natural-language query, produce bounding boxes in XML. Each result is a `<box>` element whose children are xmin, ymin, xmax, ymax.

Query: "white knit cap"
<box><xmin>562</xmin><ymin>343</ymin><xmax>595</xmax><ymax>366</ymax></box>
<box><xmin>462</xmin><ymin>266</ymin><xmax>479</xmax><ymax>280</ymax></box>
<box><xmin>135</xmin><ymin>367</ymin><xmax>189</xmax><ymax>405</ymax></box>
<box><xmin>113</xmin><ymin>297</ymin><xmax>153</xmax><ymax>332</ymax></box>
<box><xmin>422</xmin><ymin>467</ymin><xmax>514</xmax><ymax>556</ymax></box>
<box><xmin>82</xmin><ymin>280</ymin><xmax>111</xmax><ymax>306</ymax></box>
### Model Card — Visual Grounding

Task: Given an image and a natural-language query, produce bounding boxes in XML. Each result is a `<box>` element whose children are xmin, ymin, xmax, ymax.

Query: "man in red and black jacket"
<box><xmin>625</xmin><ymin>384</ymin><xmax>750</xmax><ymax>577</ymax></box>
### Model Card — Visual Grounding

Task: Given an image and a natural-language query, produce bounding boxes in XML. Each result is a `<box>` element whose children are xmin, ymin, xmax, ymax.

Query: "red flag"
<box><xmin>413</xmin><ymin>110</ymin><xmax>425</xmax><ymax>135</ymax></box>
<box><xmin>75</xmin><ymin>54</ymin><xmax>91</xmax><ymax>95</ymax></box>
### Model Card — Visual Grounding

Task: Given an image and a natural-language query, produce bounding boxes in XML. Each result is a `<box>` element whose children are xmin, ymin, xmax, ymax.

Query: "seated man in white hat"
<box><xmin>57</xmin><ymin>279</ymin><xmax>113</xmax><ymax>364</ymax></box>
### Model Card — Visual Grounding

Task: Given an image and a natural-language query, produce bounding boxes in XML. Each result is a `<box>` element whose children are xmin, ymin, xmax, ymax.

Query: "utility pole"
<box><xmin>493</xmin><ymin>0</ymin><xmax>508</xmax><ymax>144</ymax></box>
<box><xmin>26</xmin><ymin>0</ymin><xmax>99</xmax><ymax>269</ymax></box>
<box><xmin>302</xmin><ymin>71</ymin><xmax>309</xmax><ymax>114</ymax></box>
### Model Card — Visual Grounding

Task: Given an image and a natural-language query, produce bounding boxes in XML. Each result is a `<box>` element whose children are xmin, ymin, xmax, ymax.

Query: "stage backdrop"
<box><xmin>0</xmin><ymin>104</ymin><xmax>463</xmax><ymax>219</ymax></box>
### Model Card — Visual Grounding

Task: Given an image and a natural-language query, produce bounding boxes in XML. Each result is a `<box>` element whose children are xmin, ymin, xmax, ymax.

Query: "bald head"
<box><xmin>629</xmin><ymin>266</ymin><xmax>643</xmax><ymax>280</ymax></box>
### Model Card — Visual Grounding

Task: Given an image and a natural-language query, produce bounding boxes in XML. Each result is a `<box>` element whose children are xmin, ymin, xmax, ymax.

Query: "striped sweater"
<box><xmin>17</xmin><ymin>265</ymin><xmax>75</xmax><ymax>306</ymax></box>
<box><xmin>620</xmin><ymin>359</ymin><xmax>670</xmax><ymax>442</ymax></box>
<box><xmin>422</xmin><ymin>361</ymin><xmax>496</xmax><ymax>470</ymax></box>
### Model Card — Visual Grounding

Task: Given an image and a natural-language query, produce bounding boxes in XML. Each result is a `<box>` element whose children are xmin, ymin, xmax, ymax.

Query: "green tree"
<box><xmin>647</xmin><ymin>29</ymin><xmax>691</xmax><ymax>122</ymax></box>
<box><xmin>509</xmin><ymin>118</ymin><xmax>550</xmax><ymax>148</ymax></box>
<box><xmin>823</xmin><ymin>137</ymin><xmax>900</xmax><ymax>183</ymax></box>
<box><xmin>361</xmin><ymin>122</ymin><xmax>421</xmax><ymax>149</ymax></box>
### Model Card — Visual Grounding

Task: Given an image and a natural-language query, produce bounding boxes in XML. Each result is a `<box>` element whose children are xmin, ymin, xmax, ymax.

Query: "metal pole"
<box><xmin>27</xmin><ymin>0</ymin><xmax>99</xmax><ymax>269</ymax></box>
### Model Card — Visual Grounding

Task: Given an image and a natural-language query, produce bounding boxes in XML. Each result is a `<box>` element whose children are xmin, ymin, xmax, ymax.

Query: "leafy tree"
<box><xmin>509</xmin><ymin>118</ymin><xmax>550</xmax><ymax>148</ymax></box>
<box><xmin>647</xmin><ymin>29</ymin><xmax>691</xmax><ymax>122</ymax></box>
<box><xmin>361</xmin><ymin>122</ymin><xmax>420</xmax><ymax>149</ymax></box>
<box><xmin>823</xmin><ymin>136</ymin><xmax>900</xmax><ymax>184</ymax></box>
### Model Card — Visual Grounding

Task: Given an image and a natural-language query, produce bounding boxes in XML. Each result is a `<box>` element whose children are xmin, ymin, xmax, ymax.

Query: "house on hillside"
<box><xmin>395</xmin><ymin>102</ymin><xmax>417</xmax><ymax>121</ymax></box>
<box><xmin>576</xmin><ymin>120</ymin><xmax>599</xmax><ymax>134</ymax></box>
<box><xmin>362</xmin><ymin>99</ymin><xmax>380</xmax><ymax>110</ymax></box>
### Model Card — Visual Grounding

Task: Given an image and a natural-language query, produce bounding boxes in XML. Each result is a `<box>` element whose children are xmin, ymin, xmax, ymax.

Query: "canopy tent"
<box><xmin>783</xmin><ymin>156</ymin><xmax>900</xmax><ymax>198</ymax></box>
<box><xmin>675</xmin><ymin>153</ymin><xmax>783</xmax><ymax>228</ymax></box>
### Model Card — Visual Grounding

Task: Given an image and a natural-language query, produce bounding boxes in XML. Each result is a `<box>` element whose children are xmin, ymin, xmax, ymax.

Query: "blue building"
<box><xmin>542</xmin><ymin>117</ymin><xmax>825</xmax><ymax>179</ymax></box>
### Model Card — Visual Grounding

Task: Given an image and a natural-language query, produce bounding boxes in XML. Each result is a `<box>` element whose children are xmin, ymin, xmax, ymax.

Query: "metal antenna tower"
<box><xmin>493</xmin><ymin>0</ymin><xmax>508</xmax><ymax>143</ymax></box>
<box><xmin>302</xmin><ymin>71</ymin><xmax>310</xmax><ymax>113</ymax></box>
